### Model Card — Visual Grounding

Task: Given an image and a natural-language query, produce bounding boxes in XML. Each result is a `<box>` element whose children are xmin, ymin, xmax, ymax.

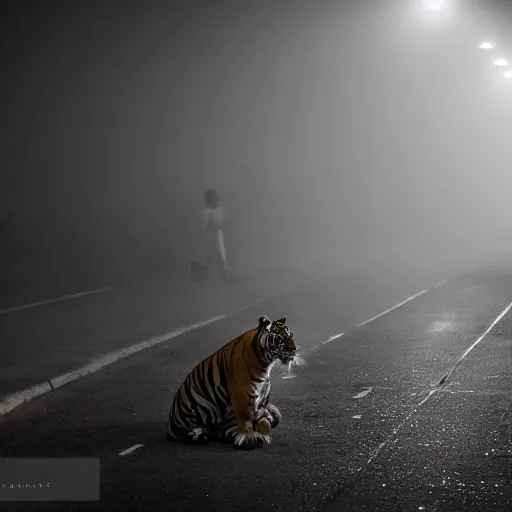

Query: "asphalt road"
<box><xmin>0</xmin><ymin>261</ymin><xmax>511</xmax><ymax>511</ymax></box>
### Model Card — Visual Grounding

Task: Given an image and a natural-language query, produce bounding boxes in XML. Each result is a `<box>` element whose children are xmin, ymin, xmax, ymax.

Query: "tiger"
<box><xmin>167</xmin><ymin>315</ymin><xmax>297</xmax><ymax>450</ymax></box>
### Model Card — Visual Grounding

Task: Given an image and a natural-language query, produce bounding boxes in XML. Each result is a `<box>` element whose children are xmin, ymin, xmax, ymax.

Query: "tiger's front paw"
<box><xmin>266</xmin><ymin>404</ymin><xmax>282</xmax><ymax>428</ymax></box>
<box><xmin>234</xmin><ymin>430</ymin><xmax>269</xmax><ymax>450</ymax></box>
<box><xmin>254</xmin><ymin>417</ymin><xmax>271</xmax><ymax>436</ymax></box>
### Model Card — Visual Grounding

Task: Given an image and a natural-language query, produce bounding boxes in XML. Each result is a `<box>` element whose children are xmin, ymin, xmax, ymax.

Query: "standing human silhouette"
<box><xmin>202</xmin><ymin>189</ymin><xmax>229</xmax><ymax>280</ymax></box>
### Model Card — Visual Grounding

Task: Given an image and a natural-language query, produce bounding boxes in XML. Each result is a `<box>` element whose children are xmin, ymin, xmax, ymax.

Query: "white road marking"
<box><xmin>438</xmin><ymin>299</ymin><xmax>512</xmax><ymax>385</ymax></box>
<box><xmin>119</xmin><ymin>444</ymin><xmax>144</xmax><ymax>456</ymax></box>
<box><xmin>352</xmin><ymin>387</ymin><xmax>373</xmax><ymax>399</ymax></box>
<box><xmin>322</xmin><ymin>333</ymin><xmax>344</xmax><ymax>345</ymax></box>
<box><xmin>356</xmin><ymin>280</ymin><xmax>447</xmax><ymax>328</ymax></box>
<box><xmin>0</xmin><ymin>286</ymin><xmax>114</xmax><ymax>315</ymax></box>
<box><xmin>456</xmin><ymin>300</ymin><xmax>512</xmax><ymax>363</ymax></box>
<box><xmin>352</xmin><ymin>415</ymin><xmax>362</xmax><ymax>419</ymax></box>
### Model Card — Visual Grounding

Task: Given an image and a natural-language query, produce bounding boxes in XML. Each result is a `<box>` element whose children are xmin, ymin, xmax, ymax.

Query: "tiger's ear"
<box><xmin>258</xmin><ymin>316</ymin><xmax>272</xmax><ymax>330</ymax></box>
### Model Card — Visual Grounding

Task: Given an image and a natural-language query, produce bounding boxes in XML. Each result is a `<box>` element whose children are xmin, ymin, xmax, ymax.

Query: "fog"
<box><xmin>2</xmin><ymin>0</ymin><xmax>512</xmax><ymax>287</ymax></box>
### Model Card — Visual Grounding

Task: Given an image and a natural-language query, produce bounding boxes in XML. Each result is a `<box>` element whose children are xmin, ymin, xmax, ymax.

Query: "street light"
<box><xmin>479</xmin><ymin>42</ymin><xmax>494</xmax><ymax>50</ymax></box>
<box><xmin>494</xmin><ymin>58</ymin><xmax>508</xmax><ymax>66</ymax></box>
<box><xmin>416</xmin><ymin>0</ymin><xmax>453</xmax><ymax>23</ymax></box>
<box><xmin>503</xmin><ymin>70</ymin><xmax>512</xmax><ymax>79</ymax></box>
<box><xmin>423</xmin><ymin>0</ymin><xmax>446</xmax><ymax>11</ymax></box>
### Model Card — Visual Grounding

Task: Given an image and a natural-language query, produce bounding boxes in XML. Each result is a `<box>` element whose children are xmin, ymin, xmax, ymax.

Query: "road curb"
<box><xmin>0</xmin><ymin>315</ymin><xmax>226</xmax><ymax>418</ymax></box>
<box><xmin>0</xmin><ymin>382</ymin><xmax>53</xmax><ymax>417</ymax></box>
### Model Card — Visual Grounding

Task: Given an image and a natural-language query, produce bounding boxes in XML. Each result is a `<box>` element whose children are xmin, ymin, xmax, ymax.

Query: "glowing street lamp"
<box><xmin>494</xmin><ymin>58</ymin><xmax>508</xmax><ymax>66</ymax></box>
<box><xmin>479</xmin><ymin>42</ymin><xmax>494</xmax><ymax>50</ymax></box>
<box><xmin>503</xmin><ymin>70</ymin><xmax>512</xmax><ymax>79</ymax></box>
<box><xmin>423</xmin><ymin>0</ymin><xmax>446</xmax><ymax>11</ymax></box>
<box><xmin>418</xmin><ymin>0</ymin><xmax>453</xmax><ymax>22</ymax></box>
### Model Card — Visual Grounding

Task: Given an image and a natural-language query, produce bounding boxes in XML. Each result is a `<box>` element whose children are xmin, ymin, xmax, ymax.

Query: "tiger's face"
<box><xmin>258</xmin><ymin>316</ymin><xmax>297</xmax><ymax>364</ymax></box>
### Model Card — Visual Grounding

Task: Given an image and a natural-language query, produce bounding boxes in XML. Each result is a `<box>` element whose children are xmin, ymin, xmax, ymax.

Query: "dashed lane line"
<box><xmin>352</xmin><ymin>388</ymin><xmax>373</xmax><ymax>399</ymax></box>
<box><xmin>322</xmin><ymin>333</ymin><xmax>344</xmax><ymax>345</ymax></box>
<box><xmin>119</xmin><ymin>444</ymin><xmax>145</xmax><ymax>456</ymax></box>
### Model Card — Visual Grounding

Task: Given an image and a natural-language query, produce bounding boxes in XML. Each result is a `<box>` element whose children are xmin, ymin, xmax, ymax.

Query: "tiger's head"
<box><xmin>258</xmin><ymin>316</ymin><xmax>297</xmax><ymax>364</ymax></box>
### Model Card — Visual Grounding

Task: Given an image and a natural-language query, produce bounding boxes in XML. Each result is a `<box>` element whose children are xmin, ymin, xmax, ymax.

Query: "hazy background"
<box><xmin>2</xmin><ymin>0</ymin><xmax>512</xmax><ymax>293</ymax></box>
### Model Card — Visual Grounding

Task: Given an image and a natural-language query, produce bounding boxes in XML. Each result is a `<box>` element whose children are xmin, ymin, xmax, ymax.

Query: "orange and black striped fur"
<box><xmin>167</xmin><ymin>316</ymin><xmax>297</xmax><ymax>450</ymax></box>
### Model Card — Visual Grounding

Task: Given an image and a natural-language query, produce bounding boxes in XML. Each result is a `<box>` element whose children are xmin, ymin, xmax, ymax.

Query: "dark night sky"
<box><xmin>2</xmin><ymin>0</ymin><xmax>512</xmax><ymax>272</ymax></box>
